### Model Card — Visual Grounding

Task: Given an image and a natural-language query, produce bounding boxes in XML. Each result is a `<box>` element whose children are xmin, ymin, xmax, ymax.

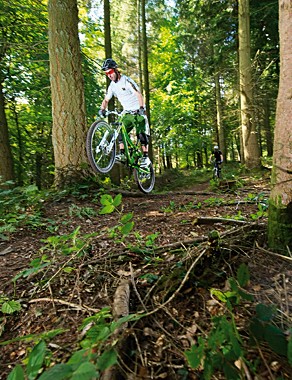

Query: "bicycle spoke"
<box><xmin>86</xmin><ymin>121</ymin><xmax>116</xmax><ymax>174</ymax></box>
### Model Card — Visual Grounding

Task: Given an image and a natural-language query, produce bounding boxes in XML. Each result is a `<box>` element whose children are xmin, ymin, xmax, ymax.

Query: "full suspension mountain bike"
<box><xmin>86</xmin><ymin>110</ymin><xmax>155</xmax><ymax>194</ymax></box>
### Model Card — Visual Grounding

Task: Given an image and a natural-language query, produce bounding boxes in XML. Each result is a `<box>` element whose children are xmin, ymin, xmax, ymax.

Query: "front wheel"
<box><xmin>86</xmin><ymin>120</ymin><xmax>116</xmax><ymax>174</ymax></box>
<box><xmin>134</xmin><ymin>163</ymin><xmax>155</xmax><ymax>194</ymax></box>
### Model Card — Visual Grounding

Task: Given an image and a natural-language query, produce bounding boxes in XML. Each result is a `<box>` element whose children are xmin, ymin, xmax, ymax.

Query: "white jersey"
<box><xmin>105</xmin><ymin>75</ymin><xmax>141</xmax><ymax>111</ymax></box>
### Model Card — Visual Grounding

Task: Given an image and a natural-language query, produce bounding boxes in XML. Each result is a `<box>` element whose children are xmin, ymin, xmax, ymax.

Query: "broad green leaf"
<box><xmin>71</xmin><ymin>362</ymin><xmax>98</xmax><ymax>380</ymax></box>
<box><xmin>222</xmin><ymin>362</ymin><xmax>241</xmax><ymax>380</ymax></box>
<box><xmin>1</xmin><ymin>300</ymin><xmax>21</xmax><ymax>314</ymax></box>
<box><xmin>249</xmin><ymin>318</ymin><xmax>265</xmax><ymax>341</ymax></box>
<box><xmin>68</xmin><ymin>349</ymin><xmax>91</xmax><ymax>367</ymax></box>
<box><xmin>100</xmin><ymin>205</ymin><xmax>115</xmax><ymax>214</ymax></box>
<box><xmin>237</xmin><ymin>263</ymin><xmax>250</xmax><ymax>287</ymax></box>
<box><xmin>256</xmin><ymin>303</ymin><xmax>277</xmax><ymax>321</ymax></box>
<box><xmin>210</xmin><ymin>289</ymin><xmax>227</xmax><ymax>303</ymax></box>
<box><xmin>120</xmin><ymin>213</ymin><xmax>133</xmax><ymax>223</ymax></box>
<box><xmin>7</xmin><ymin>365</ymin><xmax>25</xmax><ymax>380</ymax></box>
<box><xmin>27</xmin><ymin>340</ymin><xmax>46</xmax><ymax>380</ymax></box>
<box><xmin>264</xmin><ymin>325</ymin><xmax>287</xmax><ymax>356</ymax></box>
<box><xmin>237</xmin><ymin>288</ymin><xmax>254</xmax><ymax>302</ymax></box>
<box><xmin>100</xmin><ymin>194</ymin><xmax>113</xmax><ymax>206</ymax></box>
<box><xmin>38</xmin><ymin>364</ymin><xmax>72</xmax><ymax>379</ymax></box>
<box><xmin>97</xmin><ymin>348</ymin><xmax>117</xmax><ymax>371</ymax></box>
<box><xmin>185</xmin><ymin>337</ymin><xmax>205</xmax><ymax>369</ymax></box>
<box><xmin>63</xmin><ymin>267</ymin><xmax>75</xmax><ymax>273</ymax></box>
<box><xmin>112</xmin><ymin>193</ymin><xmax>122</xmax><ymax>207</ymax></box>
<box><xmin>120</xmin><ymin>221</ymin><xmax>134</xmax><ymax>235</ymax></box>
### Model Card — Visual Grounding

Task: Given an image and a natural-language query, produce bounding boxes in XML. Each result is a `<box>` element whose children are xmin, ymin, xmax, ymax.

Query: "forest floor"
<box><xmin>0</xmin><ymin>168</ymin><xmax>291</xmax><ymax>379</ymax></box>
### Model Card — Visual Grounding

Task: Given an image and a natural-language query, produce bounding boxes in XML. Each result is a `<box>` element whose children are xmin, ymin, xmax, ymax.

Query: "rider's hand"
<box><xmin>99</xmin><ymin>109</ymin><xmax>106</xmax><ymax>117</ymax></box>
<box><xmin>138</xmin><ymin>107</ymin><xmax>145</xmax><ymax>116</ymax></box>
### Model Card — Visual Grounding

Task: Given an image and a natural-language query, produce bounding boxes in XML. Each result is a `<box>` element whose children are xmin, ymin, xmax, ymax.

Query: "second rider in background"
<box><xmin>209</xmin><ymin>145</ymin><xmax>223</xmax><ymax>171</ymax></box>
<box><xmin>99</xmin><ymin>58</ymin><xmax>151</xmax><ymax>168</ymax></box>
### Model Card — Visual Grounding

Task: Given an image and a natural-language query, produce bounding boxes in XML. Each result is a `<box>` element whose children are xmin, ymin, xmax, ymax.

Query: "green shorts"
<box><xmin>121</xmin><ymin>114</ymin><xmax>146</xmax><ymax>135</ymax></box>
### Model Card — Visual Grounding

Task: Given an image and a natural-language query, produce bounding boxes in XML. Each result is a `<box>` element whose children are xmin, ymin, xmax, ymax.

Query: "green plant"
<box><xmin>69</xmin><ymin>204</ymin><xmax>97</xmax><ymax>219</ymax></box>
<box><xmin>204</xmin><ymin>197</ymin><xmax>225</xmax><ymax>207</ymax></box>
<box><xmin>250</xmin><ymin>304</ymin><xmax>291</xmax><ymax>359</ymax></box>
<box><xmin>161</xmin><ymin>200</ymin><xmax>176</xmax><ymax>213</ymax></box>
<box><xmin>7</xmin><ymin>308</ymin><xmax>141</xmax><ymax>380</ymax></box>
<box><xmin>99</xmin><ymin>194</ymin><xmax>135</xmax><ymax>240</ymax></box>
<box><xmin>0</xmin><ymin>296</ymin><xmax>21</xmax><ymax>314</ymax></box>
<box><xmin>185</xmin><ymin>264</ymin><xmax>253</xmax><ymax>379</ymax></box>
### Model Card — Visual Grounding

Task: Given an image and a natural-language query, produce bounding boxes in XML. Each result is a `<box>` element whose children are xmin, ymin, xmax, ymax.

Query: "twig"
<box><xmin>255</xmin><ymin>241</ymin><xmax>292</xmax><ymax>262</ymax></box>
<box><xmin>29</xmin><ymin>298</ymin><xmax>99</xmax><ymax>313</ymax></box>
<box><xmin>194</xmin><ymin>216</ymin><xmax>248</xmax><ymax>225</ymax></box>
<box><xmin>0</xmin><ymin>246</ymin><xmax>13</xmax><ymax>256</ymax></box>
<box><xmin>257</xmin><ymin>343</ymin><xmax>276</xmax><ymax>380</ymax></box>
<box><xmin>142</xmin><ymin>247</ymin><xmax>207</xmax><ymax>317</ymax></box>
<box><xmin>130</xmin><ymin>262</ymin><xmax>148</xmax><ymax>312</ymax></box>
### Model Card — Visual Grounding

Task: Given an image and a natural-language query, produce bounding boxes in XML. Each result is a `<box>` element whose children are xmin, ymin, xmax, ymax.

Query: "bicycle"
<box><xmin>86</xmin><ymin>110</ymin><xmax>155</xmax><ymax>194</ymax></box>
<box><xmin>212</xmin><ymin>159</ymin><xmax>222</xmax><ymax>180</ymax></box>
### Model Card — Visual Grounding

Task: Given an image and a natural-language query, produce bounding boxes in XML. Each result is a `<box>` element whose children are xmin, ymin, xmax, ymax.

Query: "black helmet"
<box><xmin>102</xmin><ymin>58</ymin><xmax>118</xmax><ymax>71</ymax></box>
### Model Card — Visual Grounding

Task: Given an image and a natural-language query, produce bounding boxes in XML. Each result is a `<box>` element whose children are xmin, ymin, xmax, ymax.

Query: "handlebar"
<box><xmin>103</xmin><ymin>109</ymin><xmax>139</xmax><ymax>117</ymax></box>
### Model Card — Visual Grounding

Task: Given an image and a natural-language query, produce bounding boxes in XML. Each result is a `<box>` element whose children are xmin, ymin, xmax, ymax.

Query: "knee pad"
<box><xmin>137</xmin><ymin>132</ymin><xmax>149</xmax><ymax>146</ymax></box>
<box><xmin>118</xmin><ymin>133</ymin><xmax>123</xmax><ymax>144</ymax></box>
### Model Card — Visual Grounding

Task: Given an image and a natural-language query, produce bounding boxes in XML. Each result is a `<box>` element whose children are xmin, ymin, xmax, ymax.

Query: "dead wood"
<box><xmin>101</xmin><ymin>279</ymin><xmax>130</xmax><ymax>380</ymax></box>
<box><xmin>194</xmin><ymin>216</ymin><xmax>248</xmax><ymax>225</ymax></box>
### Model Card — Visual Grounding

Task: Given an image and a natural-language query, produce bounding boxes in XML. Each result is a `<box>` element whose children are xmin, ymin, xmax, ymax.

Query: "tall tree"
<box><xmin>268</xmin><ymin>0</ymin><xmax>292</xmax><ymax>253</ymax></box>
<box><xmin>0</xmin><ymin>83</ymin><xmax>14</xmax><ymax>182</ymax></box>
<box><xmin>238</xmin><ymin>0</ymin><xmax>261</xmax><ymax>169</ymax></box>
<box><xmin>48</xmin><ymin>0</ymin><xmax>88</xmax><ymax>188</ymax></box>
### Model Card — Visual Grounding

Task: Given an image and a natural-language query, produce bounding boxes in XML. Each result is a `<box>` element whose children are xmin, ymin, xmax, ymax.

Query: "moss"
<box><xmin>268</xmin><ymin>200</ymin><xmax>292</xmax><ymax>254</ymax></box>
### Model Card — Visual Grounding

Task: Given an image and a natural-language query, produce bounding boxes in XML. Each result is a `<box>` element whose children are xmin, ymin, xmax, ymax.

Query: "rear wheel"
<box><xmin>134</xmin><ymin>163</ymin><xmax>155</xmax><ymax>194</ymax></box>
<box><xmin>86</xmin><ymin>120</ymin><xmax>116</xmax><ymax>174</ymax></box>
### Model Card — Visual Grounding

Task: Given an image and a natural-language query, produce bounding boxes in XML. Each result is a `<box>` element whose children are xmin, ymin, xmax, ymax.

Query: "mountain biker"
<box><xmin>98</xmin><ymin>58</ymin><xmax>151</xmax><ymax>168</ymax></box>
<box><xmin>209</xmin><ymin>145</ymin><xmax>223</xmax><ymax>169</ymax></box>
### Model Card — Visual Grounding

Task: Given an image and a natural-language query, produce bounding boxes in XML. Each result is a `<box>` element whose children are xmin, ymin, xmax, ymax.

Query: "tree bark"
<box><xmin>0</xmin><ymin>83</ymin><xmax>14</xmax><ymax>183</ymax></box>
<box><xmin>48</xmin><ymin>0</ymin><xmax>88</xmax><ymax>188</ymax></box>
<box><xmin>238</xmin><ymin>0</ymin><xmax>261</xmax><ymax>169</ymax></box>
<box><xmin>214</xmin><ymin>71</ymin><xmax>226</xmax><ymax>161</ymax></box>
<box><xmin>268</xmin><ymin>0</ymin><xmax>292</xmax><ymax>253</ymax></box>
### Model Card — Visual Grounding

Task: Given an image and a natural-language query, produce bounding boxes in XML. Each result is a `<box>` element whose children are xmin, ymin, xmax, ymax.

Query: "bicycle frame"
<box><xmin>86</xmin><ymin>109</ymin><xmax>155</xmax><ymax>193</ymax></box>
<box><xmin>107</xmin><ymin>110</ymin><xmax>144</xmax><ymax>169</ymax></box>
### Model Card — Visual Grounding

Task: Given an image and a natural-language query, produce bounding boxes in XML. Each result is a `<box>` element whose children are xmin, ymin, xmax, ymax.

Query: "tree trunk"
<box><xmin>48</xmin><ymin>0</ymin><xmax>88</xmax><ymax>188</ymax></box>
<box><xmin>0</xmin><ymin>83</ymin><xmax>14</xmax><ymax>183</ymax></box>
<box><xmin>141</xmin><ymin>0</ymin><xmax>154</xmax><ymax>162</ymax></box>
<box><xmin>238</xmin><ymin>0</ymin><xmax>261</xmax><ymax>169</ymax></box>
<box><xmin>104</xmin><ymin>0</ymin><xmax>120</xmax><ymax>185</ymax></box>
<box><xmin>268</xmin><ymin>0</ymin><xmax>292</xmax><ymax>253</ymax></box>
<box><xmin>263</xmin><ymin>95</ymin><xmax>273</xmax><ymax>157</ymax></box>
<box><xmin>214</xmin><ymin>72</ymin><xmax>226</xmax><ymax>162</ymax></box>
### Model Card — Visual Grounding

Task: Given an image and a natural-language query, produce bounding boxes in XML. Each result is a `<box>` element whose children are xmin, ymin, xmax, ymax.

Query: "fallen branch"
<box><xmin>194</xmin><ymin>216</ymin><xmax>248</xmax><ymax>225</ymax></box>
<box><xmin>255</xmin><ymin>241</ymin><xmax>292</xmax><ymax>262</ymax></box>
<box><xmin>0</xmin><ymin>246</ymin><xmax>13</xmax><ymax>256</ymax></box>
<box><xmin>101</xmin><ymin>279</ymin><xmax>130</xmax><ymax>380</ymax></box>
<box><xmin>29</xmin><ymin>298</ymin><xmax>99</xmax><ymax>313</ymax></box>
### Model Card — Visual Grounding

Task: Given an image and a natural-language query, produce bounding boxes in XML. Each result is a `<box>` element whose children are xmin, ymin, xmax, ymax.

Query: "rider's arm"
<box><xmin>101</xmin><ymin>98</ymin><xmax>109</xmax><ymax>110</ymax></box>
<box><xmin>135</xmin><ymin>91</ymin><xmax>145</xmax><ymax>108</ymax></box>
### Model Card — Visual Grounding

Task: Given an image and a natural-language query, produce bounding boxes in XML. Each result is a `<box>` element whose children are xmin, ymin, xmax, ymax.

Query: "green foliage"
<box><xmin>69</xmin><ymin>204</ymin><xmax>97</xmax><ymax>219</ymax></box>
<box><xmin>0</xmin><ymin>296</ymin><xmax>21</xmax><ymax>314</ymax></box>
<box><xmin>99</xmin><ymin>194</ymin><xmax>135</xmax><ymax>240</ymax></box>
<box><xmin>204</xmin><ymin>197</ymin><xmax>225</xmax><ymax>207</ymax></box>
<box><xmin>250</xmin><ymin>304</ymin><xmax>289</xmax><ymax>357</ymax></box>
<box><xmin>7</xmin><ymin>308</ymin><xmax>142</xmax><ymax>379</ymax></box>
<box><xmin>186</xmin><ymin>263</ymin><xmax>290</xmax><ymax>378</ymax></box>
<box><xmin>0</xmin><ymin>183</ymin><xmax>46</xmax><ymax>239</ymax></box>
<box><xmin>185</xmin><ymin>264</ymin><xmax>253</xmax><ymax>378</ymax></box>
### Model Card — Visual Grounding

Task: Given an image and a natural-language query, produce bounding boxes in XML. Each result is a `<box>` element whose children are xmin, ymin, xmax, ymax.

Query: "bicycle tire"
<box><xmin>86</xmin><ymin>120</ymin><xmax>116</xmax><ymax>174</ymax></box>
<box><xmin>134</xmin><ymin>162</ymin><xmax>155</xmax><ymax>194</ymax></box>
